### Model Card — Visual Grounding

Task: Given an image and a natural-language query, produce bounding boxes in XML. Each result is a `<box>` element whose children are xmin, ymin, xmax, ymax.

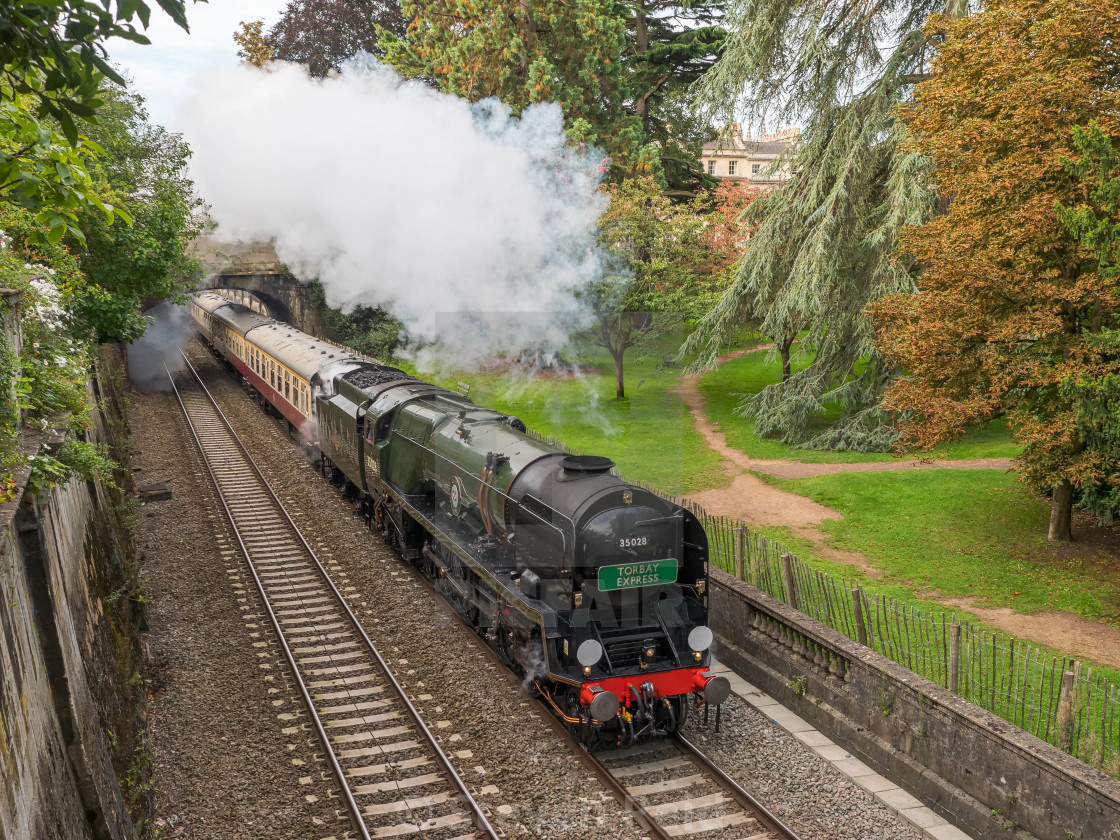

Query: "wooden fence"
<box><xmin>642</xmin><ymin>486</ymin><xmax>1120</xmax><ymax>776</ymax></box>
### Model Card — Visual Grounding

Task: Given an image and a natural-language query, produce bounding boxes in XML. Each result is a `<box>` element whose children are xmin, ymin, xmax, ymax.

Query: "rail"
<box><xmin>383</xmin><ymin>534</ymin><xmax>801</xmax><ymax>840</ymax></box>
<box><xmin>168</xmin><ymin>351</ymin><xmax>499</xmax><ymax>840</ymax></box>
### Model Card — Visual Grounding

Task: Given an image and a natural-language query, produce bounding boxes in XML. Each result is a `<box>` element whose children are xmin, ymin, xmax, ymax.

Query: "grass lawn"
<box><xmin>699</xmin><ymin>347</ymin><xmax>1023</xmax><ymax>463</ymax></box>
<box><xmin>407</xmin><ymin>343</ymin><xmax>726</xmax><ymax>495</ymax></box>
<box><xmin>767</xmin><ymin>469</ymin><xmax>1120</xmax><ymax>626</ymax></box>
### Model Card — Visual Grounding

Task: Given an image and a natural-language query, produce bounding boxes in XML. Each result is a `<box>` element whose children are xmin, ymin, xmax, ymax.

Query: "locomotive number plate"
<box><xmin>598</xmin><ymin>559</ymin><xmax>678</xmax><ymax>591</ymax></box>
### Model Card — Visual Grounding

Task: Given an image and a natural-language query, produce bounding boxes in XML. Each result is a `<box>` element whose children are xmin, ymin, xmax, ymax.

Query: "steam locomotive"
<box><xmin>189</xmin><ymin>291</ymin><xmax>729</xmax><ymax>747</ymax></box>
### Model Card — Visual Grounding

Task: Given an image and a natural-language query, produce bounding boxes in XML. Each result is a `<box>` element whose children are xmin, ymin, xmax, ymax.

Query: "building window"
<box><xmin>728</xmin><ymin>160</ymin><xmax>737</xmax><ymax>175</ymax></box>
<box><xmin>752</xmin><ymin>163</ymin><xmax>761</xmax><ymax>174</ymax></box>
<box><xmin>707</xmin><ymin>159</ymin><xmax>716</xmax><ymax>175</ymax></box>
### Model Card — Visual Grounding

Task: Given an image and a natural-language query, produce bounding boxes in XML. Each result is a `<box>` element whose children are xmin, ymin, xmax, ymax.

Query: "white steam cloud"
<box><xmin>182</xmin><ymin>59</ymin><xmax>607</xmax><ymax>370</ymax></box>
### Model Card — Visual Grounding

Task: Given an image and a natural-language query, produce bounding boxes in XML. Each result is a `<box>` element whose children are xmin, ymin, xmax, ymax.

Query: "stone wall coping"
<box><xmin>711</xmin><ymin>566</ymin><xmax>1120</xmax><ymax>805</ymax></box>
<box><xmin>0</xmin><ymin>287</ymin><xmax>23</xmax><ymax>300</ymax></box>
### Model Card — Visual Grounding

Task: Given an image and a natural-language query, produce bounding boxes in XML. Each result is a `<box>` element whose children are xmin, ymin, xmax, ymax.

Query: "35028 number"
<box><xmin>619</xmin><ymin>536</ymin><xmax>648</xmax><ymax>548</ymax></box>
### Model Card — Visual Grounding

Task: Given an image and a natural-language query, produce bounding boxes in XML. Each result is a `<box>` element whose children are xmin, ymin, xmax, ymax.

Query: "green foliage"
<box><xmin>70</xmin><ymin>82</ymin><xmax>204</xmax><ymax>342</ymax></box>
<box><xmin>308</xmin><ymin>280</ymin><xmax>402</xmax><ymax>361</ymax></box>
<box><xmin>698</xmin><ymin>345</ymin><xmax>1020</xmax><ymax>463</ymax></box>
<box><xmin>1058</xmin><ymin>121</ymin><xmax>1120</xmax><ymax>277</ymax></box>
<box><xmin>389</xmin><ymin>0</ymin><xmax>636</xmax><ymax>172</ymax></box>
<box><xmin>0</xmin><ymin>0</ymin><xmax>189</xmax><ymax>143</ymax></box>
<box><xmin>0</xmin><ymin>207</ymin><xmax>101</xmax><ymax>485</ymax></box>
<box><xmin>29</xmin><ymin>438</ymin><xmax>119</xmax><ymax>493</ymax></box>
<box><xmin>0</xmin><ymin>328</ymin><xmax>19</xmax><ymax>484</ymax></box>
<box><xmin>624</xmin><ymin>1</ymin><xmax>727</xmax><ymax>196</ymax></box>
<box><xmin>1058</xmin><ymin>123</ymin><xmax>1120</xmax><ymax>523</ymax></box>
<box><xmin>0</xmin><ymin>74</ymin><xmax>124</xmax><ymax>244</ymax></box>
<box><xmin>386</xmin><ymin>1</ymin><xmax>724</xmax><ymax>191</ymax></box>
<box><xmin>0</xmin><ymin>0</ymin><xmax>192</xmax><ymax>243</ymax></box>
<box><xmin>1063</xmin><ymin>328</ymin><xmax>1120</xmax><ymax>523</ymax></box>
<box><xmin>589</xmin><ymin>176</ymin><xmax>730</xmax><ymax>396</ymax></box>
<box><xmin>683</xmin><ymin>0</ymin><xmax>957</xmax><ymax>450</ymax></box>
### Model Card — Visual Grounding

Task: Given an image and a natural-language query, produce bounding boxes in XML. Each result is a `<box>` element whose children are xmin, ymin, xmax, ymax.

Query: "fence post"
<box><xmin>851</xmin><ymin>587</ymin><xmax>867</xmax><ymax>647</ymax></box>
<box><xmin>948</xmin><ymin>623</ymin><xmax>961</xmax><ymax>694</ymax></box>
<box><xmin>780</xmin><ymin>553</ymin><xmax>799</xmax><ymax>611</ymax></box>
<box><xmin>1057</xmin><ymin>669</ymin><xmax>1077</xmax><ymax>753</ymax></box>
<box><xmin>734</xmin><ymin>526</ymin><xmax>745</xmax><ymax>581</ymax></box>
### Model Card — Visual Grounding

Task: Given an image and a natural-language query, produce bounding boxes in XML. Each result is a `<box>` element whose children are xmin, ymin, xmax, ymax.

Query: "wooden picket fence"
<box><xmin>633</xmin><ymin>483</ymin><xmax>1120</xmax><ymax>776</ymax></box>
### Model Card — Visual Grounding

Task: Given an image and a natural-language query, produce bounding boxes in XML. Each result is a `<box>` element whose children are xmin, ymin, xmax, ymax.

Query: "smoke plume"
<box><xmin>127</xmin><ymin>301</ymin><xmax>194</xmax><ymax>392</ymax></box>
<box><xmin>181</xmin><ymin>59</ymin><xmax>607</xmax><ymax>370</ymax></box>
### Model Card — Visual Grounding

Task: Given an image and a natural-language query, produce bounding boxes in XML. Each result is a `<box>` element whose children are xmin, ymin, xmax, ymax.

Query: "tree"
<box><xmin>309</xmin><ymin>280</ymin><xmax>403</xmax><ymax>361</ymax></box>
<box><xmin>234</xmin><ymin>20</ymin><xmax>275</xmax><ymax>67</ymax></box>
<box><xmin>0</xmin><ymin>76</ymin><xmax>120</xmax><ymax>244</ymax></box>
<box><xmin>699</xmin><ymin>180</ymin><xmax>761</xmax><ymax>276</ymax></box>
<box><xmin>591</xmin><ymin>176</ymin><xmax>723</xmax><ymax>397</ymax></box>
<box><xmin>0</xmin><ymin>0</ymin><xmax>191</xmax><ymax>241</ymax></box>
<box><xmin>1058</xmin><ymin>122</ymin><xmax>1120</xmax><ymax>278</ymax></box>
<box><xmin>682</xmin><ymin>0</ymin><xmax>964</xmax><ymax>451</ymax></box>
<box><xmin>70</xmin><ymin>82</ymin><xmax>204</xmax><ymax>342</ymax></box>
<box><xmin>267</xmin><ymin>0</ymin><xmax>404</xmax><ymax>76</ymax></box>
<box><xmin>0</xmin><ymin>0</ymin><xmax>189</xmax><ymax>142</ymax></box>
<box><xmin>387</xmin><ymin>1</ymin><xmax>638</xmax><ymax>170</ymax></box>
<box><xmin>1058</xmin><ymin>123</ymin><xmax>1120</xmax><ymax>523</ymax></box>
<box><xmin>625</xmin><ymin>2</ymin><xmax>726</xmax><ymax>196</ymax></box>
<box><xmin>871</xmin><ymin>0</ymin><xmax>1120</xmax><ymax>541</ymax></box>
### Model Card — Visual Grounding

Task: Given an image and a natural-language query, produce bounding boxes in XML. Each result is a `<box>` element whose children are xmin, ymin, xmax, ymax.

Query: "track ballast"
<box><xmin>168</xmin><ymin>352</ymin><xmax>498</xmax><ymax>840</ymax></box>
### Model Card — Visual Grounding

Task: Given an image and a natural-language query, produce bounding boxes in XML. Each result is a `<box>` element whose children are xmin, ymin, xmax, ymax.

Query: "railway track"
<box><xmin>168</xmin><ymin>352</ymin><xmax>499</xmax><ymax>840</ymax></box>
<box><xmin>401</xmin><ymin>562</ymin><xmax>801</xmax><ymax>840</ymax></box>
<box><xmin>184</xmin><ymin>346</ymin><xmax>798</xmax><ymax>840</ymax></box>
<box><xmin>592</xmin><ymin>734</ymin><xmax>801</xmax><ymax>840</ymax></box>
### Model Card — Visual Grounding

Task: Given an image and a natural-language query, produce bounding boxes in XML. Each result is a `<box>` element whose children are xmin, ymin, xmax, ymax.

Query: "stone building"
<box><xmin>700</xmin><ymin>125</ymin><xmax>800</xmax><ymax>183</ymax></box>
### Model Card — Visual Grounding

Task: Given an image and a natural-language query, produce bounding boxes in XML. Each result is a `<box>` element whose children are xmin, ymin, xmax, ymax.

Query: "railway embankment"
<box><xmin>711</xmin><ymin>569</ymin><xmax>1120</xmax><ymax>840</ymax></box>
<box><xmin>0</xmin><ymin>344</ymin><xmax>151</xmax><ymax>840</ymax></box>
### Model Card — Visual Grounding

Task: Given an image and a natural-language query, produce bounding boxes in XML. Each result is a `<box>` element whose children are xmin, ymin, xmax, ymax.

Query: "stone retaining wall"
<box><xmin>1</xmin><ymin>346</ymin><xmax>147</xmax><ymax>840</ymax></box>
<box><xmin>710</xmin><ymin>567</ymin><xmax>1120</xmax><ymax>840</ymax></box>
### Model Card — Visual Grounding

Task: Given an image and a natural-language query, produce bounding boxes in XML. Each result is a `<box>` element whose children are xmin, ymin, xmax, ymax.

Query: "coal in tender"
<box><xmin>343</xmin><ymin>365</ymin><xmax>416</xmax><ymax>390</ymax></box>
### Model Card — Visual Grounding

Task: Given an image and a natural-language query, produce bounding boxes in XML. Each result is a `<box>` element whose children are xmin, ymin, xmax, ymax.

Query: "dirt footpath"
<box><xmin>676</xmin><ymin>356</ymin><xmax>1120</xmax><ymax>669</ymax></box>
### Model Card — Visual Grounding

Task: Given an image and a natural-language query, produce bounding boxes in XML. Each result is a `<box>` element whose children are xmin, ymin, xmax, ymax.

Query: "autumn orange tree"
<box><xmin>871</xmin><ymin>0</ymin><xmax>1120</xmax><ymax>541</ymax></box>
<box><xmin>233</xmin><ymin>20</ymin><xmax>276</xmax><ymax>67</ymax></box>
